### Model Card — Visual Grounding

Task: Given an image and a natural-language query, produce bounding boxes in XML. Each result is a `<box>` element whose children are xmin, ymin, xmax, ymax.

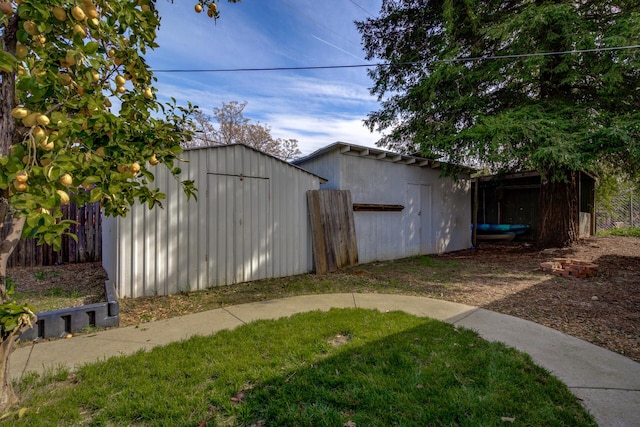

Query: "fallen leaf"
<box><xmin>18</xmin><ymin>408</ymin><xmax>28</xmax><ymax>419</ymax></box>
<box><xmin>231</xmin><ymin>391</ymin><xmax>245</xmax><ymax>404</ymax></box>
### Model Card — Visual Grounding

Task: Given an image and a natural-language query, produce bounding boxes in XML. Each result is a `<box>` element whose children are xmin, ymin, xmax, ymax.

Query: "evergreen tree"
<box><xmin>357</xmin><ymin>0</ymin><xmax>640</xmax><ymax>247</ymax></box>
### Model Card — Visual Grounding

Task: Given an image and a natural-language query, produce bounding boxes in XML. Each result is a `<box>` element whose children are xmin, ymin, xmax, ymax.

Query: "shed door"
<box><xmin>206</xmin><ymin>173</ymin><xmax>272</xmax><ymax>286</ymax></box>
<box><xmin>406</xmin><ymin>184</ymin><xmax>433</xmax><ymax>255</ymax></box>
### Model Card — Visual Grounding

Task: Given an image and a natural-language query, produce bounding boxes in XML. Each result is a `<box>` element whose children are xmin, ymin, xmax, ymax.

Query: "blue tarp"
<box><xmin>475</xmin><ymin>223</ymin><xmax>530</xmax><ymax>235</ymax></box>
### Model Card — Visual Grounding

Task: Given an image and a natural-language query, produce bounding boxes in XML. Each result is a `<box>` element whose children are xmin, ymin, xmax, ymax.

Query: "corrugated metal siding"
<box><xmin>293</xmin><ymin>152</ymin><xmax>341</xmax><ymax>190</ymax></box>
<box><xmin>103</xmin><ymin>145</ymin><xmax>320</xmax><ymax>298</ymax></box>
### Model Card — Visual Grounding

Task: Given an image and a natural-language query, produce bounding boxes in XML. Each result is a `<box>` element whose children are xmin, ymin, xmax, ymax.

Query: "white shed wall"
<box><xmin>296</xmin><ymin>148</ymin><xmax>471</xmax><ymax>264</ymax></box>
<box><xmin>302</xmin><ymin>152</ymin><xmax>341</xmax><ymax>190</ymax></box>
<box><xmin>102</xmin><ymin>145</ymin><xmax>321</xmax><ymax>298</ymax></box>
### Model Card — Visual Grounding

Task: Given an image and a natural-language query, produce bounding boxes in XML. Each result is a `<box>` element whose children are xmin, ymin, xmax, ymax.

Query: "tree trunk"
<box><xmin>0</xmin><ymin>211</ymin><xmax>28</xmax><ymax>412</ymax></box>
<box><xmin>0</xmin><ymin>9</ymin><xmax>42</xmax><ymax>413</ymax></box>
<box><xmin>0</xmin><ymin>212</ymin><xmax>25</xmax><ymax>299</ymax></box>
<box><xmin>1</xmin><ymin>13</ymin><xmax>19</xmax><ymax>157</ymax></box>
<box><xmin>1</xmin><ymin>7</ymin><xmax>23</xmax><ymax>285</ymax></box>
<box><xmin>537</xmin><ymin>169</ymin><xmax>580</xmax><ymax>248</ymax></box>
<box><xmin>0</xmin><ymin>13</ymin><xmax>27</xmax><ymax>410</ymax></box>
<box><xmin>0</xmin><ymin>329</ymin><xmax>21</xmax><ymax>411</ymax></box>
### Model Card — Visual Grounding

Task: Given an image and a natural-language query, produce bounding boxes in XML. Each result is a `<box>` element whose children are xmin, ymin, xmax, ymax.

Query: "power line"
<box><xmin>348</xmin><ymin>0</ymin><xmax>375</xmax><ymax>17</ymax></box>
<box><xmin>152</xmin><ymin>44</ymin><xmax>640</xmax><ymax>73</ymax></box>
<box><xmin>154</xmin><ymin>64</ymin><xmax>375</xmax><ymax>73</ymax></box>
<box><xmin>311</xmin><ymin>35</ymin><xmax>364</xmax><ymax>61</ymax></box>
<box><xmin>443</xmin><ymin>44</ymin><xmax>640</xmax><ymax>63</ymax></box>
<box><xmin>277</xmin><ymin>0</ymin><xmax>361</xmax><ymax>47</ymax></box>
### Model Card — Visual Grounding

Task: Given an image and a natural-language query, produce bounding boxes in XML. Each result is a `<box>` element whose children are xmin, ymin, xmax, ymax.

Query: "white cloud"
<box><xmin>148</xmin><ymin>0</ymin><xmax>386</xmax><ymax>156</ymax></box>
<box><xmin>154</xmin><ymin>76</ymin><xmax>383</xmax><ymax>155</ymax></box>
<box><xmin>266</xmin><ymin>113</ymin><xmax>383</xmax><ymax>155</ymax></box>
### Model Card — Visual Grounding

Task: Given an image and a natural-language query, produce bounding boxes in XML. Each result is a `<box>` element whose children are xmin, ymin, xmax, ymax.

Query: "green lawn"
<box><xmin>597</xmin><ymin>227</ymin><xmax>640</xmax><ymax>238</ymax></box>
<box><xmin>7</xmin><ymin>309</ymin><xmax>595</xmax><ymax>426</ymax></box>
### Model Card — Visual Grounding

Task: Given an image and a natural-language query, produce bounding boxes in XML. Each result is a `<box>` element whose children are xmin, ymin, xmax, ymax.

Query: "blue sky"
<box><xmin>147</xmin><ymin>0</ymin><xmax>384</xmax><ymax>156</ymax></box>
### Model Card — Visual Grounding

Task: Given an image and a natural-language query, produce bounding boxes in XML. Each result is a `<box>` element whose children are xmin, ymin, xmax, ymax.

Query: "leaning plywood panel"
<box><xmin>307</xmin><ymin>190</ymin><xmax>358</xmax><ymax>273</ymax></box>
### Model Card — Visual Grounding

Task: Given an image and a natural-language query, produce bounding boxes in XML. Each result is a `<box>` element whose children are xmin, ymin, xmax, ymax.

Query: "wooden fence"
<box><xmin>5</xmin><ymin>201</ymin><xmax>102</xmax><ymax>268</ymax></box>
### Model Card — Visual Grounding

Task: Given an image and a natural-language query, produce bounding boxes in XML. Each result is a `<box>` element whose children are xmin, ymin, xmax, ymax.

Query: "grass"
<box><xmin>11</xmin><ymin>286</ymin><xmax>83</xmax><ymax>313</ymax></box>
<box><xmin>33</xmin><ymin>270</ymin><xmax>59</xmax><ymax>281</ymax></box>
<box><xmin>117</xmin><ymin>254</ymin><xmax>489</xmax><ymax>324</ymax></box>
<box><xmin>598</xmin><ymin>227</ymin><xmax>640</xmax><ymax>238</ymax></box>
<box><xmin>375</xmin><ymin>255</ymin><xmax>460</xmax><ymax>273</ymax></box>
<box><xmin>11</xmin><ymin>254</ymin><xmax>532</xmax><ymax>324</ymax></box>
<box><xmin>42</xmin><ymin>287</ymin><xmax>80</xmax><ymax>299</ymax></box>
<box><xmin>6</xmin><ymin>309</ymin><xmax>595</xmax><ymax>426</ymax></box>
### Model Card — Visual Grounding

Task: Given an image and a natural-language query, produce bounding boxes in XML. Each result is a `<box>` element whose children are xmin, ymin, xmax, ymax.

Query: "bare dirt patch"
<box><xmin>7</xmin><ymin>236</ymin><xmax>639</xmax><ymax>362</ymax></box>
<box><xmin>8</xmin><ymin>262</ymin><xmax>106</xmax><ymax>312</ymax></box>
<box><xmin>471</xmin><ymin>237</ymin><xmax>639</xmax><ymax>362</ymax></box>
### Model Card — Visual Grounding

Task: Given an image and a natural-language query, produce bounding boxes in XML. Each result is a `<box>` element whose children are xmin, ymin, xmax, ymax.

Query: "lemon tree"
<box><xmin>0</xmin><ymin>0</ymin><xmax>238</xmax><ymax>411</ymax></box>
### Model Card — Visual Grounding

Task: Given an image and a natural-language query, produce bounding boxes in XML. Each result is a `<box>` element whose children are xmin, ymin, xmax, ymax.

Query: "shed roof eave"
<box><xmin>293</xmin><ymin>141</ymin><xmax>475</xmax><ymax>175</ymax></box>
<box><xmin>183</xmin><ymin>143</ymin><xmax>327</xmax><ymax>183</ymax></box>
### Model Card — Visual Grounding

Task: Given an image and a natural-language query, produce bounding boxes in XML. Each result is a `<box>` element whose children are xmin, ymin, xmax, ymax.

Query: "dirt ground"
<box><xmin>8</xmin><ymin>263</ymin><xmax>107</xmax><ymax>313</ymax></box>
<box><xmin>431</xmin><ymin>236</ymin><xmax>639</xmax><ymax>362</ymax></box>
<box><xmin>7</xmin><ymin>235</ymin><xmax>639</xmax><ymax>362</ymax></box>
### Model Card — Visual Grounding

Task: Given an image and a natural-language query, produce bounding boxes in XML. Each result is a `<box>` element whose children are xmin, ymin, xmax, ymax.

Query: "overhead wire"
<box><xmin>277</xmin><ymin>0</ymin><xmax>362</xmax><ymax>48</ymax></box>
<box><xmin>348</xmin><ymin>0</ymin><xmax>375</xmax><ymax>17</ymax></box>
<box><xmin>153</xmin><ymin>44</ymin><xmax>640</xmax><ymax>73</ymax></box>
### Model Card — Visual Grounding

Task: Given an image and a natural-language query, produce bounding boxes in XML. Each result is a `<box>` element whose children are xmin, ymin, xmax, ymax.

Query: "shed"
<box><xmin>473</xmin><ymin>170</ymin><xmax>596</xmax><ymax>240</ymax></box>
<box><xmin>293</xmin><ymin>142</ymin><xmax>472</xmax><ymax>264</ymax></box>
<box><xmin>102</xmin><ymin>144</ymin><xmax>325</xmax><ymax>298</ymax></box>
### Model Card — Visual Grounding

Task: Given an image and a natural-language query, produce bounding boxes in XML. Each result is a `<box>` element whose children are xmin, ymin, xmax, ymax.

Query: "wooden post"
<box><xmin>472</xmin><ymin>177</ymin><xmax>479</xmax><ymax>248</ymax></box>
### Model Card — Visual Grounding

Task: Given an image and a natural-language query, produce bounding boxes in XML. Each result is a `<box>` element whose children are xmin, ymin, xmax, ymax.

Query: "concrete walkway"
<box><xmin>11</xmin><ymin>293</ymin><xmax>640</xmax><ymax>426</ymax></box>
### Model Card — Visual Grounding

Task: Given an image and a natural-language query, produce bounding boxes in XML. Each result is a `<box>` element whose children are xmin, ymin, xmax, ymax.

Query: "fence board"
<box><xmin>77</xmin><ymin>203</ymin><xmax>87</xmax><ymax>263</ymax></box>
<box><xmin>3</xmin><ymin>200</ymin><xmax>102</xmax><ymax>268</ymax></box>
<box><xmin>307</xmin><ymin>190</ymin><xmax>358</xmax><ymax>274</ymax></box>
<box><xmin>307</xmin><ymin>191</ymin><xmax>328</xmax><ymax>274</ymax></box>
<box><xmin>94</xmin><ymin>203</ymin><xmax>102</xmax><ymax>260</ymax></box>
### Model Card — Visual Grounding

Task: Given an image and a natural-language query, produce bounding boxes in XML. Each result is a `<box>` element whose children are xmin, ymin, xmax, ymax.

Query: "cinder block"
<box><xmin>19</xmin><ymin>282</ymin><xmax>119</xmax><ymax>341</ymax></box>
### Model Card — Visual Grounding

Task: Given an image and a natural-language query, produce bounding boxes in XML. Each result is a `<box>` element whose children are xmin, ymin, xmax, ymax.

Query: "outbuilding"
<box><xmin>293</xmin><ymin>142</ymin><xmax>472</xmax><ymax>264</ymax></box>
<box><xmin>473</xmin><ymin>170</ymin><xmax>596</xmax><ymax>240</ymax></box>
<box><xmin>102</xmin><ymin>144</ymin><xmax>325</xmax><ymax>298</ymax></box>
